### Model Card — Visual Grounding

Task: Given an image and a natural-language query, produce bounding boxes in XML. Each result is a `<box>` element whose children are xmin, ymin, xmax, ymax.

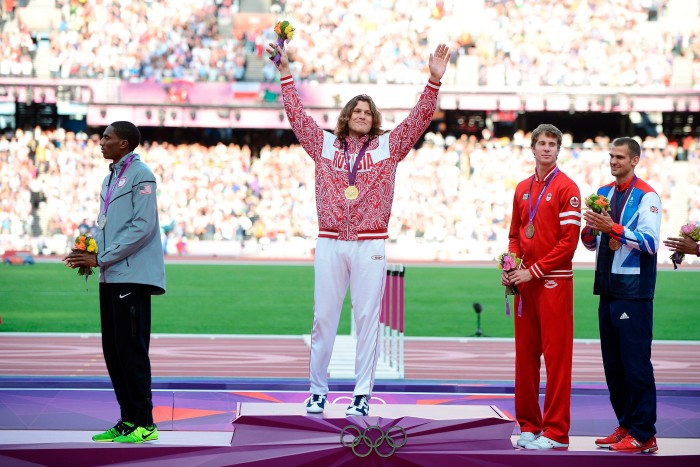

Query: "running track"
<box><xmin>1</xmin><ymin>334</ymin><xmax>699</xmax><ymax>385</ymax></box>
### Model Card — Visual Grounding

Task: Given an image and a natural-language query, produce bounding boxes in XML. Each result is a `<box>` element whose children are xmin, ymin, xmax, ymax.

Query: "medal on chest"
<box><xmin>609</xmin><ymin>238</ymin><xmax>621</xmax><ymax>251</ymax></box>
<box><xmin>525</xmin><ymin>223</ymin><xmax>535</xmax><ymax>239</ymax></box>
<box><xmin>97</xmin><ymin>214</ymin><xmax>107</xmax><ymax>230</ymax></box>
<box><xmin>343</xmin><ymin>139</ymin><xmax>371</xmax><ymax>202</ymax></box>
<box><xmin>345</xmin><ymin>185</ymin><xmax>359</xmax><ymax>200</ymax></box>
<box><xmin>526</xmin><ymin>169</ymin><xmax>559</xmax><ymax>241</ymax></box>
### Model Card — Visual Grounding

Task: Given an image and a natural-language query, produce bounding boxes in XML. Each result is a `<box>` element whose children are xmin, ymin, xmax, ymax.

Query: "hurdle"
<box><xmin>380</xmin><ymin>264</ymin><xmax>405</xmax><ymax>378</ymax></box>
<box><xmin>345</xmin><ymin>263</ymin><xmax>405</xmax><ymax>379</ymax></box>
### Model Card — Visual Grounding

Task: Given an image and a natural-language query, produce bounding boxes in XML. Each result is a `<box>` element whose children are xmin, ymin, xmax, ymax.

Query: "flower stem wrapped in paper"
<box><xmin>72</xmin><ymin>234</ymin><xmax>98</xmax><ymax>290</ymax></box>
<box><xmin>584</xmin><ymin>193</ymin><xmax>611</xmax><ymax>236</ymax></box>
<box><xmin>269</xmin><ymin>20</ymin><xmax>295</xmax><ymax>66</ymax></box>
<box><xmin>497</xmin><ymin>252</ymin><xmax>521</xmax><ymax>316</ymax></box>
<box><xmin>670</xmin><ymin>223</ymin><xmax>700</xmax><ymax>269</ymax></box>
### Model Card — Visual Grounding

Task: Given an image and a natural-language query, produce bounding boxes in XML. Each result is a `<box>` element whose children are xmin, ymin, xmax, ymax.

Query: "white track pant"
<box><xmin>309</xmin><ymin>238</ymin><xmax>386</xmax><ymax>397</ymax></box>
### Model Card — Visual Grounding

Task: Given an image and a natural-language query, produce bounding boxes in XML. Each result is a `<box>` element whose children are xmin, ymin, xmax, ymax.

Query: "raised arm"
<box><xmin>429</xmin><ymin>43</ymin><xmax>450</xmax><ymax>83</ymax></box>
<box><xmin>389</xmin><ymin>44</ymin><xmax>450</xmax><ymax>159</ymax></box>
<box><xmin>268</xmin><ymin>43</ymin><xmax>292</xmax><ymax>78</ymax></box>
<box><xmin>266</xmin><ymin>43</ymin><xmax>323</xmax><ymax>159</ymax></box>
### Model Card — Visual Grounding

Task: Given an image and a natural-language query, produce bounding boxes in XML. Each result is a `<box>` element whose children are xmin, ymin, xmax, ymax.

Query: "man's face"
<box><xmin>531</xmin><ymin>133</ymin><xmax>559</xmax><ymax>166</ymax></box>
<box><xmin>99</xmin><ymin>125</ymin><xmax>127</xmax><ymax>162</ymax></box>
<box><xmin>609</xmin><ymin>145</ymin><xmax>638</xmax><ymax>180</ymax></box>
<box><xmin>348</xmin><ymin>100</ymin><xmax>373</xmax><ymax>137</ymax></box>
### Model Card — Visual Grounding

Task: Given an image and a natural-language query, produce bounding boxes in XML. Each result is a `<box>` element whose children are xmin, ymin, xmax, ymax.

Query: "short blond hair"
<box><xmin>530</xmin><ymin>124</ymin><xmax>563</xmax><ymax>149</ymax></box>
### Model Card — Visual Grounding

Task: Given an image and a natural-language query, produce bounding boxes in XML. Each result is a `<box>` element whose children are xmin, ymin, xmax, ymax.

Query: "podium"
<box><xmin>229</xmin><ymin>402</ymin><xmax>515</xmax><ymax>464</ymax></box>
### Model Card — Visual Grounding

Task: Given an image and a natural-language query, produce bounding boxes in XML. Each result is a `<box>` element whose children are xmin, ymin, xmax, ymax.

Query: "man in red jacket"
<box><xmin>502</xmin><ymin>124</ymin><xmax>582</xmax><ymax>449</ymax></box>
<box><xmin>267</xmin><ymin>41</ymin><xmax>449</xmax><ymax>417</ymax></box>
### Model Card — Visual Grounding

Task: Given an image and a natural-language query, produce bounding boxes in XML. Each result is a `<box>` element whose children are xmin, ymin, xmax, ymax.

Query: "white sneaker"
<box><xmin>305</xmin><ymin>394</ymin><xmax>327</xmax><ymax>414</ymax></box>
<box><xmin>345</xmin><ymin>395</ymin><xmax>370</xmax><ymax>416</ymax></box>
<box><xmin>516</xmin><ymin>432</ymin><xmax>540</xmax><ymax>448</ymax></box>
<box><xmin>524</xmin><ymin>435</ymin><xmax>569</xmax><ymax>450</ymax></box>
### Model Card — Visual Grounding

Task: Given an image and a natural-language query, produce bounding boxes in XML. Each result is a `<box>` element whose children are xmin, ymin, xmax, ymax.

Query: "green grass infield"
<box><xmin>0</xmin><ymin>262</ymin><xmax>696</xmax><ymax>340</ymax></box>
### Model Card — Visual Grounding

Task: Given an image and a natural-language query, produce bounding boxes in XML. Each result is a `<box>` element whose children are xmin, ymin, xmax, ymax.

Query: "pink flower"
<box><xmin>502</xmin><ymin>255</ymin><xmax>516</xmax><ymax>271</ymax></box>
<box><xmin>681</xmin><ymin>224</ymin><xmax>694</xmax><ymax>235</ymax></box>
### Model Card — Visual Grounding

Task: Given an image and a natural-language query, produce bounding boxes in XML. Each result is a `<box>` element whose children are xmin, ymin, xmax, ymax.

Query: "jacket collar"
<box><xmin>535</xmin><ymin>164</ymin><xmax>558</xmax><ymax>182</ymax></box>
<box><xmin>110</xmin><ymin>152</ymin><xmax>139</xmax><ymax>172</ymax></box>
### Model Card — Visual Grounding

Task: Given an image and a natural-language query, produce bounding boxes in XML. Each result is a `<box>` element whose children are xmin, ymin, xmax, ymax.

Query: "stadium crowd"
<box><xmin>0</xmin><ymin>21</ymin><xmax>34</xmax><ymax>78</ymax></box>
<box><xmin>3</xmin><ymin>0</ymin><xmax>698</xmax><ymax>88</ymax></box>
<box><xmin>1</xmin><ymin>126</ymin><xmax>696</xmax><ymax>260</ymax></box>
<box><xmin>46</xmin><ymin>0</ymin><xmax>247</xmax><ymax>82</ymax></box>
<box><xmin>275</xmin><ymin>0</ymin><xmax>682</xmax><ymax>87</ymax></box>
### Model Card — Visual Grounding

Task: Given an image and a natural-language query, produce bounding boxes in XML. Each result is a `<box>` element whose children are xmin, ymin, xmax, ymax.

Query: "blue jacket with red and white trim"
<box><xmin>581</xmin><ymin>177</ymin><xmax>661</xmax><ymax>299</ymax></box>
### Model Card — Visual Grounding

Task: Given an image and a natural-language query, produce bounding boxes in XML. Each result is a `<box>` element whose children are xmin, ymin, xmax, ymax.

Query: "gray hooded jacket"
<box><xmin>96</xmin><ymin>153</ymin><xmax>166</xmax><ymax>294</ymax></box>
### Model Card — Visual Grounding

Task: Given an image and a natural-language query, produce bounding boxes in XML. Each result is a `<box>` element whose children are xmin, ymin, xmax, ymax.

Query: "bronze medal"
<box><xmin>525</xmin><ymin>223</ymin><xmax>535</xmax><ymax>239</ymax></box>
<box><xmin>609</xmin><ymin>238</ymin><xmax>621</xmax><ymax>251</ymax></box>
<box><xmin>345</xmin><ymin>185</ymin><xmax>359</xmax><ymax>200</ymax></box>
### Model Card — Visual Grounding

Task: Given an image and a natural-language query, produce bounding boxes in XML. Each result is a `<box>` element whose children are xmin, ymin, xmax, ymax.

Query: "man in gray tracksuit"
<box><xmin>64</xmin><ymin>121</ymin><xmax>165</xmax><ymax>444</ymax></box>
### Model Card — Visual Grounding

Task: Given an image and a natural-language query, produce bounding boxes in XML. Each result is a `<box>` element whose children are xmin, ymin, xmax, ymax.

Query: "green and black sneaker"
<box><xmin>92</xmin><ymin>420</ymin><xmax>135</xmax><ymax>442</ymax></box>
<box><xmin>113</xmin><ymin>424</ymin><xmax>159</xmax><ymax>444</ymax></box>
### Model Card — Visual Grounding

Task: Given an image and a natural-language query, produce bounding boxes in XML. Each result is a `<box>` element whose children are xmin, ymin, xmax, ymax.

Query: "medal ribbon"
<box><xmin>610</xmin><ymin>176</ymin><xmax>637</xmax><ymax>223</ymax></box>
<box><xmin>527</xmin><ymin>167</ymin><xmax>559</xmax><ymax>228</ymax></box>
<box><xmin>344</xmin><ymin>139</ymin><xmax>371</xmax><ymax>188</ymax></box>
<box><xmin>100</xmin><ymin>154</ymin><xmax>136</xmax><ymax>221</ymax></box>
<box><xmin>606</xmin><ymin>175</ymin><xmax>637</xmax><ymax>249</ymax></box>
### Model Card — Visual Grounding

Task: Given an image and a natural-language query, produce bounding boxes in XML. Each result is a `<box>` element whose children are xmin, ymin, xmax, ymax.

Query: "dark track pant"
<box><xmin>598</xmin><ymin>296</ymin><xmax>656</xmax><ymax>442</ymax></box>
<box><xmin>99</xmin><ymin>282</ymin><xmax>154</xmax><ymax>427</ymax></box>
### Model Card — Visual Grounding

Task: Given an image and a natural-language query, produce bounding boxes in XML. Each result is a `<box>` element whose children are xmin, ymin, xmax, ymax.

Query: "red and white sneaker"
<box><xmin>595</xmin><ymin>426</ymin><xmax>628</xmax><ymax>448</ymax></box>
<box><xmin>610</xmin><ymin>434</ymin><xmax>658</xmax><ymax>453</ymax></box>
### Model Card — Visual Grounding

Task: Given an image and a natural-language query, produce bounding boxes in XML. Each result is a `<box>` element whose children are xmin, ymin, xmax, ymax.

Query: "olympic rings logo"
<box><xmin>340</xmin><ymin>424</ymin><xmax>408</xmax><ymax>458</ymax></box>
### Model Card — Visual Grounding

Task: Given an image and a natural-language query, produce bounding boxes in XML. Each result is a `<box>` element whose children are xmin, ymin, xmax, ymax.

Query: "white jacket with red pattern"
<box><xmin>280</xmin><ymin>75</ymin><xmax>441</xmax><ymax>241</ymax></box>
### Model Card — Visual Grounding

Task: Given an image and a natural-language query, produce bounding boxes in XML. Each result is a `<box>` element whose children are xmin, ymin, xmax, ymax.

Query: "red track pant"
<box><xmin>514</xmin><ymin>277</ymin><xmax>573</xmax><ymax>444</ymax></box>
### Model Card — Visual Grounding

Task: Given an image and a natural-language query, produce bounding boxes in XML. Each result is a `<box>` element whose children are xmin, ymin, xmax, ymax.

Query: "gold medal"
<box><xmin>525</xmin><ymin>223</ymin><xmax>535</xmax><ymax>239</ymax></box>
<box><xmin>609</xmin><ymin>238</ymin><xmax>621</xmax><ymax>251</ymax></box>
<box><xmin>345</xmin><ymin>185</ymin><xmax>359</xmax><ymax>200</ymax></box>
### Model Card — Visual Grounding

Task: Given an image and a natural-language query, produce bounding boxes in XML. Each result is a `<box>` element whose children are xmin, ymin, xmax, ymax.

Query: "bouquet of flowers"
<box><xmin>497</xmin><ymin>252</ymin><xmax>521</xmax><ymax>295</ymax></box>
<box><xmin>497</xmin><ymin>252</ymin><xmax>521</xmax><ymax>316</ymax></box>
<box><xmin>73</xmin><ymin>234</ymin><xmax>98</xmax><ymax>290</ymax></box>
<box><xmin>670</xmin><ymin>223</ymin><xmax>700</xmax><ymax>269</ymax></box>
<box><xmin>269</xmin><ymin>20</ymin><xmax>295</xmax><ymax>65</ymax></box>
<box><xmin>584</xmin><ymin>193</ymin><xmax>611</xmax><ymax>236</ymax></box>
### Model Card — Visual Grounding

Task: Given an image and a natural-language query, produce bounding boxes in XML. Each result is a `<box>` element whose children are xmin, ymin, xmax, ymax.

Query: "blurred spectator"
<box><xmin>0</xmin><ymin>22</ymin><xmax>35</xmax><ymax>78</ymax></box>
<box><xmin>1</xmin><ymin>0</ymin><xmax>17</xmax><ymax>21</ymax></box>
<box><xmin>1</xmin><ymin>126</ymin><xmax>693</xmax><ymax>261</ymax></box>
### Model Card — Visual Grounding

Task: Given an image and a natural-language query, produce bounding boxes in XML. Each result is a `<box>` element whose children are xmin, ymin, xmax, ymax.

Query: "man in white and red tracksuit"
<box><xmin>268</xmin><ymin>42</ymin><xmax>449</xmax><ymax>416</ymax></box>
<box><xmin>502</xmin><ymin>124</ymin><xmax>582</xmax><ymax>450</ymax></box>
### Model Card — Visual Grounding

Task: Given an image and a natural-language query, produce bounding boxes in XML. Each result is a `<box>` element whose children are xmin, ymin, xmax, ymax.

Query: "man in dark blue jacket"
<box><xmin>581</xmin><ymin>137</ymin><xmax>661</xmax><ymax>454</ymax></box>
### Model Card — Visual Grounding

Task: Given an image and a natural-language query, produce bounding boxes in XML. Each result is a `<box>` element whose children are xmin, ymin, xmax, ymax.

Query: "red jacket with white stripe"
<box><xmin>280</xmin><ymin>75</ymin><xmax>441</xmax><ymax>241</ymax></box>
<box><xmin>508</xmin><ymin>166</ymin><xmax>582</xmax><ymax>279</ymax></box>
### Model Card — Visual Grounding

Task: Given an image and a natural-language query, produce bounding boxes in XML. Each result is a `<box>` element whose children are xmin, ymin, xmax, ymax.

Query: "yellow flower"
<box><xmin>87</xmin><ymin>238</ymin><xmax>98</xmax><ymax>253</ymax></box>
<box><xmin>284</xmin><ymin>24</ymin><xmax>294</xmax><ymax>39</ymax></box>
